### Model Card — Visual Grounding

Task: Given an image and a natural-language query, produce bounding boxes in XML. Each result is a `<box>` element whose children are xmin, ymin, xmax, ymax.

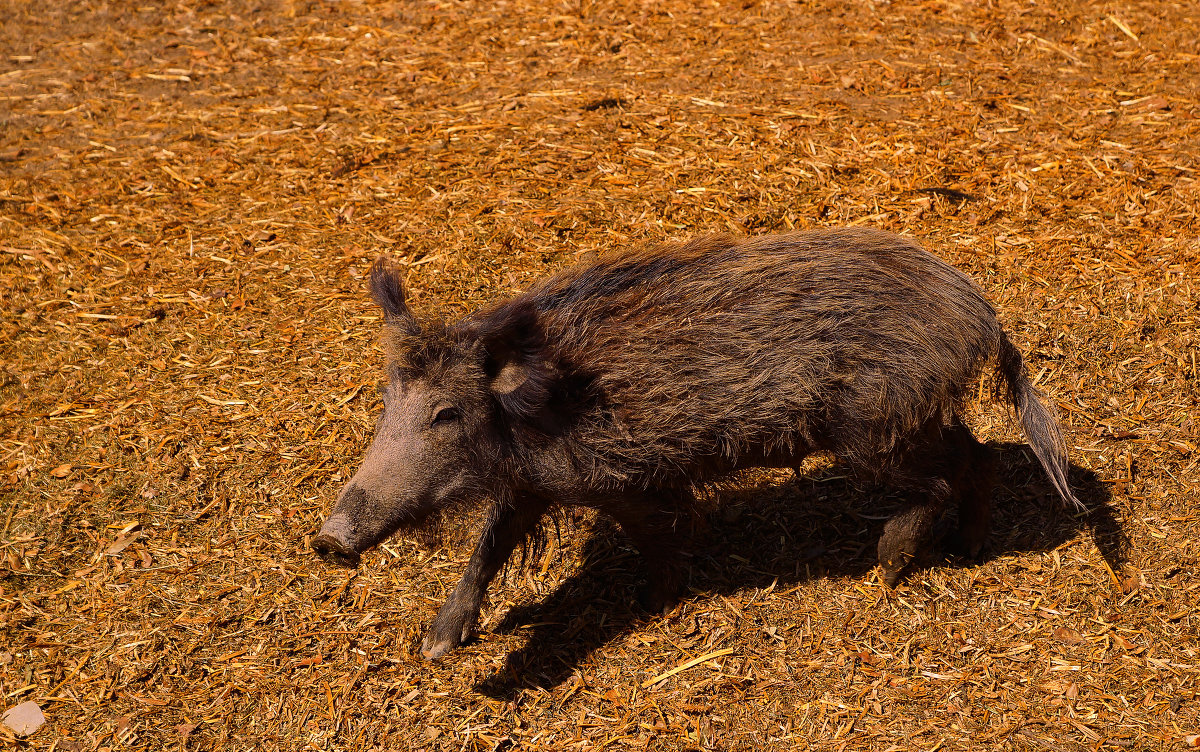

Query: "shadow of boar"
<box><xmin>312</xmin><ymin>228</ymin><xmax>1081</xmax><ymax>660</ymax></box>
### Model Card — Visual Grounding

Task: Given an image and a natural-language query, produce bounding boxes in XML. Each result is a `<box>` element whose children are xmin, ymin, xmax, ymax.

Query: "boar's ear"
<box><xmin>368</xmin><ymin>257</ymin><xmax>418</xmax><ymax>332</ymax></box>
<box><xmin>475</xmin><ymin>300</ymin><xmax>553</xmax><ymax>424</ymax></box>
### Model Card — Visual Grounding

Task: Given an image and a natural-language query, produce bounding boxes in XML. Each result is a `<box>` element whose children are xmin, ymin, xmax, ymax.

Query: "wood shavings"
<box><xmin>0</xmin><ymin>0</ymin><xmax>1197</xmax><ymax>750</ymax></box>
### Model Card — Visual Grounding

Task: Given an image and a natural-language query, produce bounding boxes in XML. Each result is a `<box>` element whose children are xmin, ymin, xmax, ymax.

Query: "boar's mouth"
<box><xmin>311</xmin><ymin>533</ymin><xmax>362</xmax><ymax>567</ymax></box>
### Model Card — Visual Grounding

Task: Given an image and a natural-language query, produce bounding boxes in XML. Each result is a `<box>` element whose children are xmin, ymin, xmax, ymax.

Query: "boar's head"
<box><xmin>312</xmin><ymin>259</ymin><xmax>552</xmax><ymax>567</ymax></box>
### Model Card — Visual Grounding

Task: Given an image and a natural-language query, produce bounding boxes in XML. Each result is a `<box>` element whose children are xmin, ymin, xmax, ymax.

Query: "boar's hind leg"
<box><xmin>421</xmin><ymin>497</ymin><xmax>549</xmax><ymax>661</ymax></box>
<box><xmin>945</xmin><ymin>422</ymin><xmax>998</xmax><ymax>560</ymax></box>
<box><xmin>877</xmin><ymin>421</ymin><xmax>998</xmax><ymax>586</ymax></box>
<box><xmin>607</xmin><ymin>493</ymin><xmax>691</xmax><ymax>615</ymax></box>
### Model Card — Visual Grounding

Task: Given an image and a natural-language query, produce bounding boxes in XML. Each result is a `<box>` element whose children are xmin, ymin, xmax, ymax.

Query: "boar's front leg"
<box><xmin>606</xmin><ymin>490</ymin><xmax>692</xmax><ymax>614</ymax></box>
<box><xmin>421</xmin><ymin>497</ymin><xmax>549</xmax><ymax>660</ymax></box>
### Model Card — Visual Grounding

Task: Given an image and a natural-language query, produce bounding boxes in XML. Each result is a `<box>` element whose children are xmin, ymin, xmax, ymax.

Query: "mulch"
<box><xmin>1</xmin><ymin>0</ymin><xmax>1198</xmax><ymax>749</ymax></box>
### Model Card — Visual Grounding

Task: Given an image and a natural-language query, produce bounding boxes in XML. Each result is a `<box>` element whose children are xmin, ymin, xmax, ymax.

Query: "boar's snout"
<box><xmin>312</xmin><ymin>512</ymin><xmax>362</xmax><ymax>568</ymax></box>
<box><xmin>313</xmin><ymin>481</ymin><xmax>428</xmax><ymax>566</ymax></box>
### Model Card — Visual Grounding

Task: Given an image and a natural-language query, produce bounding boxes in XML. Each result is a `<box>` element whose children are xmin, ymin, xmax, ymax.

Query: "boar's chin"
<box><xmin>357</xmin><ymin>504</ymin><xmax>439</xmax><ymax>550</ymax></box>
<box><xmin>391</xmin><ymin>505</ymin><xmax>439</xmax><ymax>532</ymax></box>
<box><xmin>406</xmin><ymin>508</ymin><xmax>454</xmax><ymax>551</ymax></box>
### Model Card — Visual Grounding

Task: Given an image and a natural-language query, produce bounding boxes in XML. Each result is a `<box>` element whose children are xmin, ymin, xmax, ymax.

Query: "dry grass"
<box><xmin>2</xmin><ymin>0</ymin><xmax>1199</xmax><ymax>749</ymax></box>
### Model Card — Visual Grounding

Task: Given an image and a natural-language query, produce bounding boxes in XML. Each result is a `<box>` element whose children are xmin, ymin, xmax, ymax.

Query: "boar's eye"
<box><xmin>431</xmin><ymin>407</ymin><xmax>460</xmax><ymax>427</ymax></box>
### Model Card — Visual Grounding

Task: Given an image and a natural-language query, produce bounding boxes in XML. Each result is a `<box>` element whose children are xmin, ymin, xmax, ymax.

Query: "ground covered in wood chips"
<box><xmin>2</xmin><ymin>0</ymin><xmax>1199</xmax><ymax>749</ymax></box>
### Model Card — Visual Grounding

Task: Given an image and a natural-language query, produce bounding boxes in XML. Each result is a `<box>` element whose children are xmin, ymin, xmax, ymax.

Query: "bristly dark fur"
<box><xmin>379</xmin><ymin>227</ymin><xmax>1079</xmax><ymax>511</ymax></box>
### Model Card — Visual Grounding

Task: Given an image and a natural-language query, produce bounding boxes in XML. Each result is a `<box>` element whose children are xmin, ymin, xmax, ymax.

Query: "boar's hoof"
<box><xmin>312</xmin><ymin>534</ymin><xmax>361</xmax><ymax>567</ymax></box>
<box><xmin>421</xmin><ymin>598</ymin><xmax>478</xmax><ymax>660</ymax></box>
<box><xmin>943</xmin><ymin>530</ymin><xmax>986</xmax><ymax>560</ymax></box>
<box><xmin>421</xmin><ymin>630</ymin><xmax>467</xmax><ymax>661</ymax></box>
<box><xmin>880</xmin><ymin>562</ymin><xmax>906</xmax><ymax>588</ymax></box>
<box><xmin>636</xmin><ymin>581</ymin><xmax>683</xmax><ymax>616</ymax></box>
<box><xmin>639</xmin><ymin>593</ymin><xmax>672</xmax><ymax>617</ymax></box>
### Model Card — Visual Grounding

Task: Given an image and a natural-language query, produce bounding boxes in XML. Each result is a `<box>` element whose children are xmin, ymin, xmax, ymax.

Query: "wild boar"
<box><xmin>313</xmin><ymin>228</ymin><xmax>1080</xmax><ymax>659</ymax></box>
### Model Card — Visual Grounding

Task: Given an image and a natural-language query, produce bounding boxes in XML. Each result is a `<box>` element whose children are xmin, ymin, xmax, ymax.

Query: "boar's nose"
<box><xmin>312</xmin><ymin>513</ymin><xmax>361</xmax><ymax>567</ymax></box>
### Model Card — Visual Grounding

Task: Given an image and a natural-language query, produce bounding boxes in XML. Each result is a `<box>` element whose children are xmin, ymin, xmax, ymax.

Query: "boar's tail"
<box><xmin>996</xmin><ymin>334</ymin><xmax>1084</xmax><ymax>511</ymax></box>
